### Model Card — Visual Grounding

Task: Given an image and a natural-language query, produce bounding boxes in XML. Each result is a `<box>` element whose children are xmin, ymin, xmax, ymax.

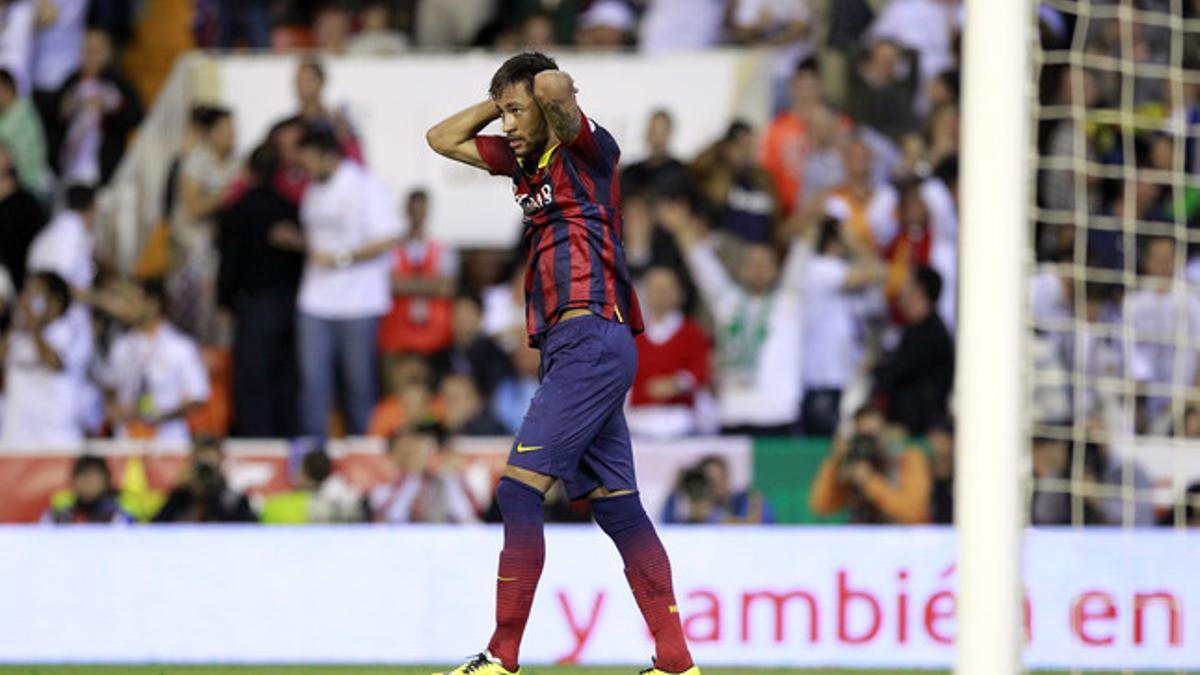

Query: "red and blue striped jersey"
<box><xmin>475</xmin><ymin>109</ymin><xmax>644</xmax><ymax>345</ymax></box>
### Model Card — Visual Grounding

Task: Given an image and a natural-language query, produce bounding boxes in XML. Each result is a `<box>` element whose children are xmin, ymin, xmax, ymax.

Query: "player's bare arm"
<box><xmin>532</xmin><ymin>70</ymin><xmax>581</xmax><ymax>144</ymax></box>
<box><xmin>425</xmin><ymin>99</ymin><xmax>500</xmax><ymax>170</ymax></box>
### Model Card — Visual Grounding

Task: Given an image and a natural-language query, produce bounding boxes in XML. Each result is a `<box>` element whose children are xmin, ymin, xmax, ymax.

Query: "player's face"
<box><xmin>494</xmin><ymin>82</ymin><xmax>550</xmax><ymax>161</ymax></box>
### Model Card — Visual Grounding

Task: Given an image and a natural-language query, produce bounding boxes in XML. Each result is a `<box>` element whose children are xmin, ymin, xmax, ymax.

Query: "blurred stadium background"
<box><xmin>0</xmin><ymin>0</ymin><xmax>1195</xmax><ymax>673</ymax></box>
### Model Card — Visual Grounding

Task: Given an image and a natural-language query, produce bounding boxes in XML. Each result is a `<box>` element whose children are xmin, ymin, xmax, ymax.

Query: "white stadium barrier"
<box><xmin>0</xmin><ymin>526</ymin><xmax>1192</xmax><ymax>669</ymax></box>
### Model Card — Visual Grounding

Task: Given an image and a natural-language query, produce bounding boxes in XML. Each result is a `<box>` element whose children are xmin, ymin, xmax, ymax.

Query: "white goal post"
<box><xmin>957</xmin><ymin>0</ymin><xmax>1034</xmax><ymax>674</ymax></box>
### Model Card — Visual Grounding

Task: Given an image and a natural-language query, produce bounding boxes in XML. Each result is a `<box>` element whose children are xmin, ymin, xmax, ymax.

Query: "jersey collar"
<box><xmin>519</xmin><ymin>142</ymin><xmax>560</xmax><ymax>173</ymax></box>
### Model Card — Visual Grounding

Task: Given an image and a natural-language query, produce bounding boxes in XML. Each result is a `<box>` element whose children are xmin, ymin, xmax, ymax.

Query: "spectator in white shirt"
<box><xmin>799</xmin><ymin>218</ymin><xmax>885</xmax><ymax>435</ymax></box>
<box><xmin>294</xmin><ymin>128</ymin><xmax>401</xmax><ymax>438</ymax></box>
<box><xmin>638</xmin><ymin>0</ymin><xmax>726</xmax><ymax>54</ymax></box>
<box><xmin>1127</xmin><ymin>236</ymin><xmax>1200</xmax><ymax>434</ymax></box>
<box><xmin>30</xmin><ymin>0</ymin><xmax>87</xmax><ymax>121</ymax></box>
<box><xmin>103</xmin><ymin>279</ymin><xmax>210</xmax><ymax>443</ymax></box>
<box><xmin>1</xmin><ymin>270</ymin><xmax>90</xmax><ymax>443</ymax></box>
<box><xmin>869</xmin><ymin>0</ymin><xmax>960</xmax><ymax>107</ymax></box>
<box><xmin>660</xmin><ymin>198</ymin><xmax>805</xmax><ymax>434</ymax></box>
<box><xmin>26</xmin><ymin>183</ymin><xmax>94</xmax><ymax>293</ymax></box>
<box><xmin>0</xmin><ymin>0</ymin><xmax>36</xmax><ymax>96</ymax></box>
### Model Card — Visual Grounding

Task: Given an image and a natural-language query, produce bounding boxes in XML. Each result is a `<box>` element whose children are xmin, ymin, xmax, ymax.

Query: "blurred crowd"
<box><xmin>2</xmin><ymin>0</ymin><xmax>1200</xmax><ymax>526</ymax></box>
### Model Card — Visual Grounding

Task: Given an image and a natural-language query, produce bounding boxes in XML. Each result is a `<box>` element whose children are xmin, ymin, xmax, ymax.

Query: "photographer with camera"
<box><xmin>663</xmin><ymin>455</ymin><xmax>774</xmax><ymax>524</ymax></box>
<box><xmin>809</xmin><ymin>404</ymin><xmax>932</xmax><ymax>524</ymax></box>
<box><xmin>152</xmin><ymin>437</ymin><xmax>256</xmax><ymax>523</ymax></box>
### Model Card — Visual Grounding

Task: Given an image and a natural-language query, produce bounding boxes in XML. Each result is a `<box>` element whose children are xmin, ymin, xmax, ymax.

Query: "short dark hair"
<box><xmin>297</xmin><ymin>127</ymin><xmax>342</xmax><ymax>156</ymax></box>
<box><xmin>816</xmin><ymin>217</ymin><xmax>843</xmax><ymax>254</ymax></box>
<box><xmin>138</xmin><ymin>278</ymin><xmax>167</xmax><ymax>309</ymax></box>
<box><xmin>31</xmin><ymin>270</ymin><xmax>72</xmax><ymax>311</ymax></box>
<box><xmin>194</xmin><ymin>105</ymin><xmax>231</xmax><ymax>132</ymax></box>
<box><xmin>246</xmin><ymin>143</ymin><xmax>279</xmax><ymax>181</ymax></box>
<box><xmin>72</xmin><ymin>454</ymin><xmax>111</xmax><ymax>481</ymax></box>
<box><xmin>301</xmin><ymin>449</ymin><xmax>333</xmax><ymax>485</ymax></box>
<box><xmin>65</xmin><ymin>184</ymin><xmax>96</xmax><ymax>211</ymax></box>
<box><xmin>912</xmin><ymin>266</ymin><xmax>944</xmax><ymax>304</ymax></box>
<box><xmin>650</xmin><ymin>108</ymin><xmax>673</xmax><ymax>126</ymax></box>
<box><xmin>407</xmin><ymin>188</ymin><xmax>428</xmax><ymax>205</ymax></box>
<box><xmin>937</xmin><ymin>69</ymin><xmax>961</xmax><ymax>99</ymax></box>
<box><xmin>489</xmin><ymin>51</ymin><xmax>558</xmax><ymax>99</ymax></box>
<box><xmin>0</xmin><ymin>69</ymin><xmax>15</xmax><ymax>93</ymax></box>
<box><xmin>794</xmin><ymin>55</ymin><xmax>820</xmax><ymax>78</ymax></box>
<box><xmin>189</xmin><ymin>104</ymin><xmax>214</xmax><ymax>126</ymax></box>
<box><xmin>724</xmin><ymin>120</ymin><xmax>752</xmax><ymax>143</ymax></box>
<box><xmin>268</xmin><ymin>117</ymin><xmax>302</xmax><ymax>141</ymax></box>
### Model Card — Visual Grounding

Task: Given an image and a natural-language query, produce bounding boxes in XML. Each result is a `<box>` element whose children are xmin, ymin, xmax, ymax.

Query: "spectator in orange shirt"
<box><xmin>377</xmin><ymin>189</ymin><xmax>458</xmax><ymax>357</ymax></box>
<box><xmin>760</xmin><ymin>57</ymin><xmax>832</xmax><ymax>217</ymax></box>
<box><xmin>809</xmin><ymin>404</ymin><xmax>931</xmax><ymax>524</ymax></box>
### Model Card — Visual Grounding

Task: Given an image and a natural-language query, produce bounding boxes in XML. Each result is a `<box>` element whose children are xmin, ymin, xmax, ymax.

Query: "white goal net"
<box><xmin>1032</xmin><ymin>0</ymin><xmax>1199</xmax><ymax>531</ymax></box>
<box><xmin>1027</xmin><ymin>1</ymin><xmax>1197</xmax><ymax>672</ymax></box>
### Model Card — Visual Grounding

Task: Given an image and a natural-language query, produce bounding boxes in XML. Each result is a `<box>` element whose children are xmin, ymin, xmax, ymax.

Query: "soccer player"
<box><xmin>426</xmin><ymin>52</ymin><xmax>699</xmax><ymax>675</ymax></box>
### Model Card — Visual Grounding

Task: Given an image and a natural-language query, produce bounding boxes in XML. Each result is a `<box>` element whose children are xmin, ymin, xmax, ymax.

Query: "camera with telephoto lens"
<box><xmin>192</xmin><ymin>461</ymin><xmax>222</xmax><ymax>493</ymax></box>
<box><xmin>842</xmin><ymin>433</ymin><xmax>887</xmax><ymax>479</ymax></box>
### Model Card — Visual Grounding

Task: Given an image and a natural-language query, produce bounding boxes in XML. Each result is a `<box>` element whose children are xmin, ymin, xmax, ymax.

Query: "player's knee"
<box><xmin>496</xmin><ymin>476</ymin><xmax>546</xmax><ymax>517</ymax></box>
<box><xmin>590</xmin><ymin>490</ymin><xmax>647</xmax><ymax>536</ymax></box>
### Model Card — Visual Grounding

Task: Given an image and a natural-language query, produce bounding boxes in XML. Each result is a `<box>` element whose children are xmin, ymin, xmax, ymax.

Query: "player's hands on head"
<box><xmin>533</xmin><ymin>70</ymin><xmax>576</xmax><ymax>102</ymax></box>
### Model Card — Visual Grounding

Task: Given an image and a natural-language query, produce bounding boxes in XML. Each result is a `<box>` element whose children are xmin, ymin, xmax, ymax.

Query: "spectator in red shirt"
<box><xmin>378</xmin><ymin>189</ymin><xmax>458</xmax><ymax>357</ymax></box>
<box><xmin>628</xmin><ymin>266</ymin><xmax>712</xmax><ymax>439</ymax></box>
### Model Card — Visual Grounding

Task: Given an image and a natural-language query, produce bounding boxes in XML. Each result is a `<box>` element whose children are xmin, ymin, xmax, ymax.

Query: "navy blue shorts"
<box><xmin>508</xmin><ymin>314</ymin><xmax>638</xmax><ymax>500</ymax></box>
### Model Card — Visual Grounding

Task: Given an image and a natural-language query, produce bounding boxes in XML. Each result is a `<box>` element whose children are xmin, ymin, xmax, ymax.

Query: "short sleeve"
<box><xmin>474</xmin><ymin>135</ymin><xmax>518</xmax><ymax>176</ymax></box>
<box><xmin>807</xmin><ymin>256</ymin><xmax>850</xmax><ymax>293</ymax></box>
<box><xmin>177</xmin><ymin>339</ymin><xmax>211</xmax><ymax>404</ymax></box>
<box><xmin>565</xmin><ymin>109</ymin><xmax>620</xmax><ymax>171</ymax></box>
<box><xmin>102</xmin><ymin>337</ymin><xmax>135</xmax><ymax>402</ymax></box>
<box><xmin>365</xmin><ymin>178</ymin><xmax>402</xmax><ymax>241</ymax></box>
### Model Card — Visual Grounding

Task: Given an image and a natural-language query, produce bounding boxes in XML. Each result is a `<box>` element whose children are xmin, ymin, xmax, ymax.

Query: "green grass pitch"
<box><xmin>0</xmin><ymin>662</ymin><xmax>1161</xmax><ymax>667</ymax></box>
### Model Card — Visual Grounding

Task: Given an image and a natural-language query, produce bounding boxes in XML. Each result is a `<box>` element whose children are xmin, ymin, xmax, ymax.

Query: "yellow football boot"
<box><xmin>432</xmin><ymin>651</ymin><xmax>520</xmax><ymax>675</ymax></box>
